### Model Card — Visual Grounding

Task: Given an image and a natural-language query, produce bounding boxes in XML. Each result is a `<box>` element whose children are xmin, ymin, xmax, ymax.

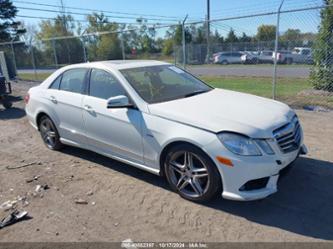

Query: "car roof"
<box><xmin>62</xmin><ymin>60</ymin><xmax>170</xmax><ymax>71</ymax></box>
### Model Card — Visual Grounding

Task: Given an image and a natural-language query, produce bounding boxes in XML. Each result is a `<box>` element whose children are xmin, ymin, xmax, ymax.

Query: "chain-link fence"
<box><xmin>1</xmin><ymin>3</ymin><xmax>332</xmax><ymax>109</ymax></box>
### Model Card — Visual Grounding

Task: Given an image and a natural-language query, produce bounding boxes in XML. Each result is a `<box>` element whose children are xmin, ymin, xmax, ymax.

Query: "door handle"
<box><xmin>84</xmin><ymin>105</ymin><xmax>94</xmax><ymax>112</ymax></box>
<box><xmin>49</xmin><ymin>96</ymin><xmax>57</xmax><ymax>103</ymax></box>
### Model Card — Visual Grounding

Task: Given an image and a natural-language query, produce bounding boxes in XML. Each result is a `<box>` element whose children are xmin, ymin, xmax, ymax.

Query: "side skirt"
<box><xmin>60</xmin><ymin>138</ymin><xmax>160</xmax><ymax>176</ymax></box>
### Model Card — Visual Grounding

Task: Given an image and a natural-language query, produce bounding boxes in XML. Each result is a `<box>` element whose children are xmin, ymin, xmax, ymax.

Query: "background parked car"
<box><xmin>258</xmin><ymin>51</ymin><xmax>274</xmax><ymax>63</ymax></box>
<box><xmin>272</xmin><ymin>51</ymin><xmax>293</xmax><ymax>64</ymax></box>
<box><xmin>241</xmin><ymin>51</ymin><xmax>259</xmax><ymax>64</ymax></box>
<box><xmin>213</xmin><ymin>51</ymin><xmax>244</xmax><ymax>64</ymax></box>
<box><xmin>291</xmin><ymin>47</ymin><xmax>313</xmax><ymax>64</ymax></box>
<box><xmin>272</xmin><ymin>48</ymin><xmax>313</xmax><ymax>64</ymax></box>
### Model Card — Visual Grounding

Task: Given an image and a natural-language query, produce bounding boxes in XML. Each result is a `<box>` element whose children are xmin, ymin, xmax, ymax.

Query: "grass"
<box><xmin>201</xmin><ymin>75</ymin><xmax>333</xmax><ymax>109</ymax></box>
<box><xmin>18</xmin><ymin>73</ymin><xmax>51</xmax><ymax>82</ymax></box>
<box><xmin>17</xmin><ymin>72</ymin><xmax>333</xmax><ymax>109</ymax></box>
<box><xmin>201</xmin><ymin>76</ymin><xmax>310</xmax><ymax>98</ymax></box>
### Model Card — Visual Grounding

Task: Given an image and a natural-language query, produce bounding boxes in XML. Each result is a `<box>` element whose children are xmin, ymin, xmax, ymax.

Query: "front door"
<box><xmin>82</xmin><ymin>68</ymin><xmax>144</xmax><ymax>164</ymax></box>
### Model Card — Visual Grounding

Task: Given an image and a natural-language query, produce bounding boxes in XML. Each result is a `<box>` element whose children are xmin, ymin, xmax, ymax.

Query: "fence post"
<box><xmin>52</xmin><ymin>39</ymin><xmax>58</xmax><ymax>68</ymax></box>
<box><xmin>272</xmin><ymin>0</ymin><xmax>285</xmax><ymax>100</ymax></box>
<box><xmin>29</xmin><ymin>42</ymin><xmax>37</xmax><ymax>81</ymax></box>
<box><xmin>10</xmin><ymin>39</ymin><xmax>17</xmax><ymax>74</ymax></box>
<box><xmin>81</xmin><ymin>39</ymin><xmax>87</xmax><ymax>62</ymax></box>
<box><xmin>182</xmin><ymin>15</ymin><xmax>188</xmax><ymax>69</ymax></box>
<box><xmin>120</xmin><ymin>32</ymin><xmax>125</xmax><ymax>60</ymax></box>
<box><xmin>173</xmin><ymin>45</ymin><xmax>177</xmax><ymax>65</ymax></box>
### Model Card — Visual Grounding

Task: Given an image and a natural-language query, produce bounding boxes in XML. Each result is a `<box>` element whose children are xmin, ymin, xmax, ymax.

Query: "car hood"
<box><xmin>148</xmin><ymin>89</ymin><xmax>295</xmax><ymax>138</ymax></box>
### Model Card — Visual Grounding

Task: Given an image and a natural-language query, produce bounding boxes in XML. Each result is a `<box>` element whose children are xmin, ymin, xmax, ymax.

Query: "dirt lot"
<box><xmin>0</xmin><ymin>81</ymin><xmax>333</xmax><ymax>242</ymax></box>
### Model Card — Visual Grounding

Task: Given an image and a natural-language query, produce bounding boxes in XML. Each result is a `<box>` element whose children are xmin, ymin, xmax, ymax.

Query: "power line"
<box><xmin>16</xmin><ymin>6</ymin><xmax>181</xmax><ymax>22</ymax></box>
<box><xmin>186</xmin><ymin>4</ymin><xmax>332</xmax><ymax>26</ymax></box>
<box><xmin>13</xmin><ymin>0</ymin><xmax>181</xmax><ymax>20</ymax></box>
<box><xmin>16</xmin><ymin>14</ymin><xmax>175</xmax><ymax>26</ymax></box>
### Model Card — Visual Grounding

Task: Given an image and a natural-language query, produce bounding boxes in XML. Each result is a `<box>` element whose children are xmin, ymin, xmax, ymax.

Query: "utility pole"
<box><xmin>206</xmin><ymin>0</ymin><xmax>210</xmax><ymax>63</ymax></box>
<box><xmin>59</xmin><ymin>0</ymin><xmax>67</xmax><ymax>31</ymax></box>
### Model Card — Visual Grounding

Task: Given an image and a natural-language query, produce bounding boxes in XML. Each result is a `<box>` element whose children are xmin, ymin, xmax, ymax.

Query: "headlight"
<box><xmin>255</xmin><ymin>139</ymin><xmax>275</xmax><ymax>155</ymax></box>
<box><xmin>218</xmin><ymin>132</ymin><xmax>262</xmax><ymax>156</ymax></box>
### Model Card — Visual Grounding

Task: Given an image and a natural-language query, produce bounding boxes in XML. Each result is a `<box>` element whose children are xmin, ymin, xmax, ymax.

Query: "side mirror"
<box><xmin>106</xmin><ymin>95</ymin><xmax>133</xmax><ymax>109</ymax></box>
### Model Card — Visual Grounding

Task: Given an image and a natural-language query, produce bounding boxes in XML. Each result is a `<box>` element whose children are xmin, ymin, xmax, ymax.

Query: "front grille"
<box><xmin>273</xmin><ymin>116</ymin><xmax>301</xmax><ymax>153</ymax></box>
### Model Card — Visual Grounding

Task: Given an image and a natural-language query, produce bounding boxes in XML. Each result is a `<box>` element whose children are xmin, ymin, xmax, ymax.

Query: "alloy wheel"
<box><xmin>40</xmin><ymin>118</ymin><xmax>57</xmax><ymax>149</ymax></box>
<box><xmin>168</xmin><ymin>151</ymin><xmax>210</xmax><ymax>198</ymax></box>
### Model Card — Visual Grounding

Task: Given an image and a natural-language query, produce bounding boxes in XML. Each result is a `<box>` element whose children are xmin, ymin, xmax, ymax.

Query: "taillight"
<box><xmin>24</xmin><ymin>93</ymin><xmax>30</xmax><ymax>104</ymax></box>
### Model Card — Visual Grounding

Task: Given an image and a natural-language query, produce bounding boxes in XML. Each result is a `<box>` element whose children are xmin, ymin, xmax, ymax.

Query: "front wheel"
<box><xmin>39</xmin><ymin>116</ymin><xmax>63</xmax><ymax>150</ymax></box>
<box><xmin>164</xmin><ymin>144</ymin><xmax>222</xmax><ymax>202</ymax></box>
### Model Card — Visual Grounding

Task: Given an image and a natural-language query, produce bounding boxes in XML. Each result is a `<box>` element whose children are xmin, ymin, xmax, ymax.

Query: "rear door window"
<box><xmin>49</xmin><ymin>75</ymin><xmax>62</xmax><ymax>90</ymax></box>
<box><xmin>232</xmin><ymin>52</ymin><xmax>242</xmax><ymax>57</ymax></box>
<box><xmin>60</xmin><ymin>69</ymin><xmax>88</xmax><ymax>94</ymax></box>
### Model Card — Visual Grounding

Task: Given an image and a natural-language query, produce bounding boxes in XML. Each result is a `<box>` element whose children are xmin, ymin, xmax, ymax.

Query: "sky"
<box><xmin>13</xmin><ymin>0</ymin><xmax>324</xmax><ymax>37</ymax></box>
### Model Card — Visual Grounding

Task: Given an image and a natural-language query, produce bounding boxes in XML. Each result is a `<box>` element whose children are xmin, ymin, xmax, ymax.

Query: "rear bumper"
<box><xmin>25</xmin><ymin>107</ymin><xmax>38</xmax><ymax>130</ymax></box>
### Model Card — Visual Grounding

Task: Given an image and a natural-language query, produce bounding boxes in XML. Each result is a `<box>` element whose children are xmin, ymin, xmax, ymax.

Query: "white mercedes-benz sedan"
<box><xmin>25</xmin><ymin>60</ymin><xmax>307</xmax><ymax>202</ymax></box>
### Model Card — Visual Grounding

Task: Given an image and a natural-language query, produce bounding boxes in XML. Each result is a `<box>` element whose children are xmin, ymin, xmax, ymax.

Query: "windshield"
<box><xmin>120</xmin><ymin>65</ymin><xmax>212</xmax><ymax>104</ymax></box>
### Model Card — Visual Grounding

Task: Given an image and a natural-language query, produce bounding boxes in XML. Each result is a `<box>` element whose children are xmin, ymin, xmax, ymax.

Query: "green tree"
<box><xmin>173</xmin><ymin>24</ymin><xmax>192</xmax><ymax>45</ymax></box>
<box><xmin>162</xmin><ymin>38</ymin><xmax>174</xmax><ymax>55</ymax></box>
<box><xmin>37</xmin><ymin>15</ymin><xmax>83</xmax><ymax>65</ymax></box>
<box><xmin>256</xmin><ymin>25</ymin><xmax>276</xmax><ymax>41</ymax></box>
<box><xmin>189</xmin><ymin>25</ymin><xmax>205</xmax><ymax>44</ymax></box>
<box><xmin>85</xmin><ymin>13</ymin><xmax>122</xmax><ymax>60</ymax></box>
<box><xmin>211</xmin><ymin>29</ymin><xmax>224</xmax><ymax>44</ymax></box>
<box><xmin>281</xmin><ymin>29</ymin><xmax>301</xmax><ymax>41</ymax></box>
<box><xmin>280</xmin><ymin>29</ymin><xmax>303</xmax><ymax>48</ymax></box>
<box><xmin>239</xmin><ymin>32</ymin><xmax>252</xmax><ymax>42</ymax></box>
<box><xmin>225</xmin><ymin>29</ymin><xmax>238</xmax><ymax>43</ymax></box>
<box><xmin>0</xmin><ymin>0</ymin><xmax>25</xmax><ymax>42</ymax></box>
<box><xmin>310</xmin><ymin>0</ymin><xmax>333</xmax><ymax>91</ymax></box>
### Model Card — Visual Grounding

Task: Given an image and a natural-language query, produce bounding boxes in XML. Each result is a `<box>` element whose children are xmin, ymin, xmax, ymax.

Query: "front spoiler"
<box><xmin>222</xmin><ymin>144</ymin><xmax>308</xmax><ymax>201</ymax></box>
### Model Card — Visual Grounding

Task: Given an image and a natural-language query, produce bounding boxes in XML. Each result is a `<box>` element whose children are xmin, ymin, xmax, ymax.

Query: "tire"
<box><xmin>39</xmin><ymin>116</ymin><xmax>63</xmax><ymax>150</ymax></box>
<box><xmin>164</xmin><ymin>144</ymin><xmax>222</xmax><ymax>202</ymax></box>
<box><xmin>286</xmin><ymin>58</ymin><xmax>293</xmax><ymax>65</ymax></box>
<box><xmin>3</xmin><ymin>99</ymin><xmax>12</xmax><ymax>109</ymax></box>
<box><xmin>221</xmin><ymin>60</ymin><xmax>229</xmax><ymax>65</ymax></box>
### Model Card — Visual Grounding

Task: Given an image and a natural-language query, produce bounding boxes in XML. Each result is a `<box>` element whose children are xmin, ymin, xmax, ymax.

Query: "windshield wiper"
<box><xmin>184</xmin><ymin>90</ymin><xmax>209</xmax><ymax>98</ymax></box>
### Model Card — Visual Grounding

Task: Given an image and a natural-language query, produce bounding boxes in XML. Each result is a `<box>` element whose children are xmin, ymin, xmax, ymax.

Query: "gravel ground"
<box><xmin>0</xmin><ymin>81</ymin><xmax>332</xmax><ymax>242</ymax></box>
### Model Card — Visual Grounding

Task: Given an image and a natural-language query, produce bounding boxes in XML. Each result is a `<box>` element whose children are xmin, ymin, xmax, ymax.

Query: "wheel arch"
<box><xmin>36</xmin><ymin>111</ymin><xmax>51</xmax><ymax>130</ymax></box>
<box><xmin>159</xmin><ymin>140</ymin><xmax>219</xmax><ymax>179</ymax></box>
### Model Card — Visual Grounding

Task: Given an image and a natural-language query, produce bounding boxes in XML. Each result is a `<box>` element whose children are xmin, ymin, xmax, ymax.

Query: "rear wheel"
<box><xmin>39</xmin><ymin>116</ymin><xmax>63</xmax><ymax>150</ymax></box>
<box><xmin>286</xmin><ymin>58</ymin><xmax>293</xmax><ymax>64</ymax></box>
<box><xmin>164</xmin><ymin>144</ymin><xmax>222</xmax><ymax>202</ymax></box>
<box><xmin>3</xmin><ymin>98</ymin><xmax>12</xmax><ymax>109</ymax></box>
<box><xmin>221</xmin><ymin>60</ymin><xmax>229</xmax><ymax>65</ymax></box>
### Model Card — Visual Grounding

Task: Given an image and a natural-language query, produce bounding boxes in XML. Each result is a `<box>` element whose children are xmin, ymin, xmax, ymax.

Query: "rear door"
<box><xmin>232</xmin><ymin>52</ymin><xmax>243</xmax><ymax>63</ymax></box>
<box><xmin>46</xmin><ymin>68</ymin><xmax>88</xmax><ymax>144</ymax></box>
<box><xmin>82</xmin><ymin>68</ymin><xmax>144</xmax><ymax>164</ymax></box>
